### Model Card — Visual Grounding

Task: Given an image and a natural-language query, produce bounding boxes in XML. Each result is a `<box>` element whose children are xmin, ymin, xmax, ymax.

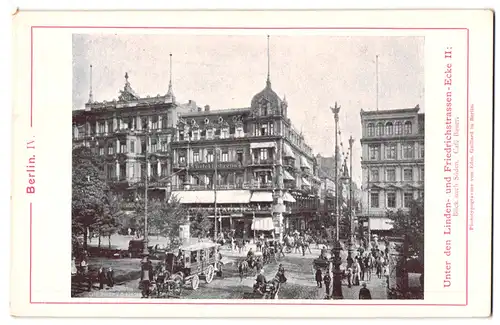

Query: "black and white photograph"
<box><xmin>70</xmin><ymin>34</ymin><xmax>425</xmax><ymax>300</ymax></box>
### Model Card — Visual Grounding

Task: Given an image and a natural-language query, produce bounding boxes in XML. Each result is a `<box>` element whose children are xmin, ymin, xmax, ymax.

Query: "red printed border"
<box><xmin>28</xmin><ymin>26</ymin><xmax>470</xmax><ymax>307</ymax></box>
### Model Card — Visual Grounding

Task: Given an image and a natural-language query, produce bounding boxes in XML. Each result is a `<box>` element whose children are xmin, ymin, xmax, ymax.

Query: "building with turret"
<box><xmin>72</xmin><ymin>43</ymin><xmax>323</xmax><ymax>240</ymax></box>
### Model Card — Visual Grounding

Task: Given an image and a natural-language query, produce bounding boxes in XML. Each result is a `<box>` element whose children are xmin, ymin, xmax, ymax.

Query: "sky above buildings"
<box><xmin>73</xmin><ymin>34</ymin><xmax>425</xmax><ymax>184</ymax></box>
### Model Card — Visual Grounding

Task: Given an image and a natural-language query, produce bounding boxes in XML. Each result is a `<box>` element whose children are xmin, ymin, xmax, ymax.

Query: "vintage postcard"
<box><xmin>10</xmin><ymin>9</ymin><xmax>493</xmax><ymax>317</ymax></box>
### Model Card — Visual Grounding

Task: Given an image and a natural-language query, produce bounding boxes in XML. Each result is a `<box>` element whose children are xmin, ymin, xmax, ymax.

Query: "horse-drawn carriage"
<box><xmin>142</xmin><ymin>242</ymin><xmax>222</xmax><ymax>298</ymax></box>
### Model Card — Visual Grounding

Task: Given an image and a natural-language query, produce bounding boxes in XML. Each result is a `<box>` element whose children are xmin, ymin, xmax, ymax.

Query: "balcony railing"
<box><xmin>171</xmin><ymin>181</ymin><xmax>275</xmax><ymax>191</ymax></box>
<box><xmin>186</xmin><ymin>204</ymin><xmax>274</xmax><ymax>215</ymax></box>
<box><xmin>174</xmin><ymin>133</ymin><xmax>247</xmax><ymax>143</ymax></box>
<box><xmin>249</xmin><ymin>159</ymin><xmax>276</xmax><ymax>166</ymax></box>
<box><xmin>172</xmin><ymin>161</ymin><xmax>245</xmax><ymax>169</ymax></box>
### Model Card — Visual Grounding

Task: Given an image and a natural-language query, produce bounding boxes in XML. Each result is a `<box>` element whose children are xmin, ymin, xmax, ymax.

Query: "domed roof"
<box><xmin>251</xmin><ymin>79</ymin><xmax>282</xmax><ymax>112</ymax></box>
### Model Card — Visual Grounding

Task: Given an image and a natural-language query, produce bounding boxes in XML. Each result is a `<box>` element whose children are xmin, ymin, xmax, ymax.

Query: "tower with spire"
<box><xmin>165</xmin><ymin>53</ymin><xmax>176</xmax><ymax>104</ymax></box>
<box><xmin>250</xmin><ymin>35</ymin><xmax>284</xmax><ymax>117</ymax></box>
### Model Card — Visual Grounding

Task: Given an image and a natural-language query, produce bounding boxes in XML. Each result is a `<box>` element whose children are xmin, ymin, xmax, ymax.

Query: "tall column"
<box><xmin>116</xmin><ymin>139</ymin><xmax>120</xmax><ymax>153</ymax></box>
<box><xmin>136</xmin><ymin>115</ymin><xmax>141</xmax><ymax>130</ymax></box>
<box><xmin>147</xmin><ymin>162</ymin><xmax>151</xmax><ymax>177</ymax></box>
<box><xmin>158</xmin><ymin>115</ymin><xmax>163</xmax><ymax>129</ymax></box>
<box><xmin>157</xmin><ymin>161</ymin><xmax>161</xmax><ymax>177</ymax></box>
<box><xmin>113</xmin><ymin>116</ymin><xmax>117</xmax><ymax>131</ymax></box>
<box><xmin>95</xmin><ymin>121</ymin><xmax>99</xmax><ymax>134</ymax></box>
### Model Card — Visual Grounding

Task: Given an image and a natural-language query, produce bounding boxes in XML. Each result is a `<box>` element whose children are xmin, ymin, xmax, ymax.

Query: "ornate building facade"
<box><xmin>359</xmin><ymin>106</ymin><xmax>425</xmax><ymax>236</ymax></box>
<box><xmin>169</xmin><ymin>77</ymin><xmax>321</xmax><ymax>239</ymax></box>
<box><xmin>72</xmin><ymin>57</ymin><xmax>322</xmax><ymax>239</ymax></box>
<box><xmin>72</xmin><ymin>71</ymin><xmax>186</xmax><ymax>200</ymax></box>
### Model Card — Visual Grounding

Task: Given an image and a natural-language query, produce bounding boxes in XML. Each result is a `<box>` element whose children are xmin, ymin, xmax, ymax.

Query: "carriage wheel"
<box><xmin>205</xmin><ymin>265</ymin><xmax>215</xmax><ymax>284</ymax></box>
<box><xmin>191</xmin><ymin>275</ymin><xmax>200</xmax><ymax>290</ymax></box>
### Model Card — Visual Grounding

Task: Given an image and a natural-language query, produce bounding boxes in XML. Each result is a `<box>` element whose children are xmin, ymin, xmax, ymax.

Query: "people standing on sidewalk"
<box><xmin>346</xmin><ymin>267</ymin><xmax>353</xmax><ymax>288</ymax></box>
<box><xmin>106</xmin><ymin>267</ymin><xmax>114</xmax><ymax>288</ymax></box>
<box><xmin>323</xmin><ymin>272</ymin><xmax>331</xmax><ymax>299</ymax></box>
<box><xmin>353</xmin><ymin>260</ymin><xmax>361</xmax><ymax>286</ymax></box>
<box><xmin>358</xmin><ymin>282</ymin><xmax>372</xmax><ymax>299</ymax></box>
<box><xmin>98</xmin><ymin>266</ymin><xmax>106</xmax><ymax>290</ymax></box>
<box><xmin>315</xmin><ymin>268</ymin><xmax>323</xmax><ymax>288</ymax></box>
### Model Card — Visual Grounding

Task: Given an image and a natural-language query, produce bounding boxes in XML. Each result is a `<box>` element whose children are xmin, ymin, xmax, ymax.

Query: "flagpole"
<box><xmin>376</xmin><ymin>55</ymin><xmax>379</xmax><ymax>111</ymax></box>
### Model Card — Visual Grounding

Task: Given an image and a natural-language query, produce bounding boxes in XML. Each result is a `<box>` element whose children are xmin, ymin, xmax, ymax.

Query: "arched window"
<box><xmin>376</xmin><ymin>123</ymin><xmax>384</xmax><ymax>136</ymax></box>
<box><xmin>395</xmin><ymin>121</ymin><xmax>403</xmax><ymax>135</ymax></box>
<box><xmin>367</xmin><ymin>123</ymin><xmax>375</xmax><ymax>137</ymax></box>
<box><xmin>404</xmin><ymin>121</ymin><xmax>412</xmax><ymax>135</ymax></box>
<box><xmin>385</xmin><ymin>122</ymin><xmax>393</xmax><ymax>135</ymax></box>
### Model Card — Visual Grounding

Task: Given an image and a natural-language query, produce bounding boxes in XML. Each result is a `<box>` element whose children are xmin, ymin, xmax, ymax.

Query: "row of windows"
<box><xmin>178</xmin><ymin>148</ymin><xmax>245</xmax><ymax>164</ymax></box>
<box><xmin>178</xmin><ymin>126</ymin><xmax>244</xmax><ymax>141</ymax></box>
<box><xmin>370</xmin><ymin>191</ymin><xmax>423</xmax><ymax>209</ymax></box>
<box><xmin>75</xmin><ymin>115</ymin><xmax>170</xmax><ymax>138</ymax></box>
<box><xmin>369</xmin><ymin>167</ymin><xmax>424</xmax><ymax>182</ymax></box>
<box><xmin>175</xmin><ymin>171</ymin><xmax>273</xmax><ymax>186</ymax></box>
<box><xmin>104</xmin><ymin>162</ymin><xmax>169</xmax><ymax>179</ymax></box>
<box><xmin>366</xmin><ymin>121</ymin><xmax>412</xmax><ymax>137</ymax></box>
<box><xmin>368</xmin><ymin>142</ymin><xmax>424</xmax><ymax>160</ymax></box>
<box><xmin>97</xmin><ymin>139</ymin><xmax>169</xmax><ymax>155</ymax></box>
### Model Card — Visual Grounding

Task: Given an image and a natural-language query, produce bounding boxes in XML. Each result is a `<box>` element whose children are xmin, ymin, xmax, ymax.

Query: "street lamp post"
<box><xmin>213</xmin><ymin>144</ymin><xmax>219</xmax><ymax>242</ymax></box>
<box><xmin>346</xmin><ymin>136</ymin><xmax>355</xmax><ymax>266</ymax></box>
<box><xmin>331</xmin><ymin>239</ymin><xmax>344</xmax><ymax>299</ymax></box>
<box><xmin>142</xmin><ymin>125</ymin><xmax>150</xmax><ymax>256</ymax></box>
<box><xmin>330</xmin><ymin>102</ymin><xmax>341</xmax><ymax>242</ymax></box>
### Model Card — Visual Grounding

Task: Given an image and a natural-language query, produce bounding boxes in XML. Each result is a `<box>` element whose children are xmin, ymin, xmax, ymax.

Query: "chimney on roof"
<box><xmin>198</xmin><ymin>106</ymin><xmax>202</xmax><ymax>112</ymax></box>
<box><xmin>204</xmin><ymin>105</ymin><xmax>210</xmax><ymax>112</ymax></box>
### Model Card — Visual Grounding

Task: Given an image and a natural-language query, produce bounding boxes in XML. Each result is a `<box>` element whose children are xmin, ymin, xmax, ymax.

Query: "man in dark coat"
<box><xmin>323</xmin><ymin>272</ymin><xmax>331</xmax><ymax>298</ymax></box>
<box><xmin>277</xmin><ymin>264</ymin><xmax>287</xmax><ymax>283</ymax></box>
<box><xmin>106</xmin><ymin>267</ymin><xmax>114</xmax><ymax>288</ymax></box>
<box><xmin>358</xmin><ymin>282</ymin><xmax>372</xmax><ymax>299</ymax></box>
<box><xmin>98</xmin><ymin>266</ymin><xmax>106</xmax><ymax>290</ymax></box>
<box><xmin>254</xmin><ymin>269</ymin><xmax>267</xmax><ymax>294</ymax></box>
<box><xmin>315</xmin><ymin>268</ymin><xmax>323</xmax><ymax>288</ymax></box>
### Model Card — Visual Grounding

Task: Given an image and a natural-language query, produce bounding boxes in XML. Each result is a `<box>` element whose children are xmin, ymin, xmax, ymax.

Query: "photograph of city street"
<box><xmin>71</xmin><ymin>34</ymin><xmax>425</xmax><ymax>300</ymax></box>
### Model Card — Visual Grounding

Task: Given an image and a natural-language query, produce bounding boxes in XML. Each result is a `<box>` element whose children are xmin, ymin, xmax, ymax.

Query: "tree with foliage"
<box><xmin>386</xmin><ymin>198</ymin><xmax>424</xmax><ymax>262</ymax></box>
<box><xmin>190</xmin><ymin>209</ymin><xmax>213</xmax><ymax>238</ymax></box>
<box><xmin>97</xmin><ymin>193</ymin><xmax>125</xmax><ymax>248</ymax></box>
<box><xmin>132</xmin><ymin>194</ymin><xmax>188</xmax><ymax>245</ymax></box>
<box><xmin>386</xmin><ymin>197</ymin><xmax>424</xmax><ymax>299</ymax></box>
<box><xmin>72</xmin><ymin>146</ymin><xmax>108</xmax><ymax>250</ymax></box>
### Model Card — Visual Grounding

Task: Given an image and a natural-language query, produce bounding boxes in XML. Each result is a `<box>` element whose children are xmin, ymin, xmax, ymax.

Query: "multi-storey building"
<box><xmin>359</xmin><ymin>105</ymin><xmax>425</xmax><ymax>236</ymax></box>
<box><xmin>72</xmin><ymin>71</ymin><xmax>187</xmax><ymax>200</ymax></box>
<box><xmin>170</xmin><ymin>76</ymin><xmax>321</xmax><ymax>239</ymax></box>
<box><xmin>72</xmin><ymin>62</ymin><xmax>322</xmax><ymax>239</ymax></box>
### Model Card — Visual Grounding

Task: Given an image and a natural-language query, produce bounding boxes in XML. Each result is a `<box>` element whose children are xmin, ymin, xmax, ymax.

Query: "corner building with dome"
<box><xmin>72</xmin><ymin>58</ymin><xmax>323</xmax><ymax>240</ymax></box>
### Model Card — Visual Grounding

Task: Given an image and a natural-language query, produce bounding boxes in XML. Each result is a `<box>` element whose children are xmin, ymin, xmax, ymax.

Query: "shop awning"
<box><xmin>215</xmin><ymin>190</ymin><xmax>251</xmax><ymax>204</ymax></box>
<box><xmin>283</xmin><ymin>192</ymin><xmax>296</xmax><ymax>203</ymax></box>
<box><xmin>170</xmin><ymin>191</ymin><xmax>215</xmax><ymax>204</ymax></box>
<box><xmin>300</xmin><ymin>156</ymin><xmax>312</xmax><ymax>169</ymax></box>
<box><xmin>283</xmin><ymin>170</ymin><xmax>295</xmax><ymax>181</ymax></box>
<box><xmin>283</xmin><ymin>143</ymin><xmax>295</xmax><ymax>158</ymax></box>
<box><xmin>250</xmin><ymin>142</ymin><xmax>276</xmax><ymax>149</ymax></box>
<box><xmin>251</xmin><ymin>217</ymin><xmax>275</xmax><ymax>231</ymax></box>
<box><xmin>369</xmin><ymin>217</ymin><xmax>394</xmax><ymax>231</ymax></box>
<box><xmin>301</xmin><ymin>178</ymin><xmax>311</xmax><ymax>187</ymax></box>
<box><xmin>250</xmin><ymin>192</ymin><xmax>274</xmax><ymax>202</ymax></box>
